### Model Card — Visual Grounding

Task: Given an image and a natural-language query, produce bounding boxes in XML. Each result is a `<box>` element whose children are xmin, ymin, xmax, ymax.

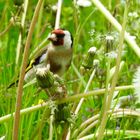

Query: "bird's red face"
<box><xmin>48</xmin><ymin>29</ymin><xmax>65</xmax><ymax>46</ymax></box>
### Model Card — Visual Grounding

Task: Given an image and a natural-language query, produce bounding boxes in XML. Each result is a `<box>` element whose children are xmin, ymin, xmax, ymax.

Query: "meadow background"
<box><xmin>0</xmin><ymin>0</ymin><xmax>140</xmax><ymax>139</ymax></box>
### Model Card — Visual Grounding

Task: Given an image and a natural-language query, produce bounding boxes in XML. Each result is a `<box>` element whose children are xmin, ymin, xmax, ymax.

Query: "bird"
<box><xmin>8</xmin><ymin>29</ymin><xmax>73</xmax><ymax>88</ymax></box>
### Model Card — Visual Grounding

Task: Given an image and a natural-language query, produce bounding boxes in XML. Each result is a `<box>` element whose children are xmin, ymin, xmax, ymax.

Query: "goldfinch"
<box><xmin>8</xmin><ymin>29</ymin><xmax>73</xmax><ymax>88</ymax></box>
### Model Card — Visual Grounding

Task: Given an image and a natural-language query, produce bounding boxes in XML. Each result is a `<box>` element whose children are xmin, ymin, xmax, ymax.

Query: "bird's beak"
<box><xmin>48</xmin><ymin>33</ymin><xmax>57</xmax><ymax>41</ymax></box>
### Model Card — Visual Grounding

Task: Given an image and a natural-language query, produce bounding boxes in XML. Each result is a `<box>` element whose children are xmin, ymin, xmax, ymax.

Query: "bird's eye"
<box><xmin>56</xmin><ymin>34</ymin><xmax>65</xmax><ymax>38</ymax></box>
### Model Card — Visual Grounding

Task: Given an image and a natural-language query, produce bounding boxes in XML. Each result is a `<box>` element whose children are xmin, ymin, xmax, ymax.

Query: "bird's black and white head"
<box><xmin>48</xmin><ymin>29</ymin><xmax>73</xmax><ymax>49</ymax></box>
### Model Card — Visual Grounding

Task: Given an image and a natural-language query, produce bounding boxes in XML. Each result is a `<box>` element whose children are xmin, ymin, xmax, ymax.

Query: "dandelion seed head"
<box><xmin>128</xmin><ymin>12</ymin><xmax>139</xmax><ymax>18</ymax></box>
<box><xmin>51</xmin><ymin>5</ymin><xmax>57</xmax><ymax>11</ymax></box>
<box><xmin>88</xmin><ymin>46</ymin><xmax>97</xmax><ymax>54</ymax></box>
<box><xmin>105</xmin><ymin>35</ymin><xmax>114</xmax><ymax>41</ymax></box>
<box><xmin>105</xmin><ymin>51</ymin><xmax>118</xmax><ymax>59</ymax></box>
<box><xmin>77</xmin><ymin>0</ymin><xmax>92</xmax><ymax>7</ymax></box>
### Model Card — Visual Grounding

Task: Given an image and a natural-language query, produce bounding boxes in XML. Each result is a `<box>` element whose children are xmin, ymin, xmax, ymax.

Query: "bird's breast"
<box><xmin>48</xmin><ymin>49</ymin><xmax>72</xmax><ymax>76</ymax></box>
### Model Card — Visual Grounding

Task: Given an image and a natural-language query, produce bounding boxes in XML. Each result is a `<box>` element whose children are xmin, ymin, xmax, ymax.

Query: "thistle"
<box><xmin>36</xmin><ymin>67</ymin><xmax>54</xmax><ymax>89</ymax></box>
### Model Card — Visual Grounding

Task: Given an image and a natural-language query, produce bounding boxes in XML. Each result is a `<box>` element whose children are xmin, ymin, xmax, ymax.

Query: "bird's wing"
<box><xmin>7</xmin><ymin>46</ymin><xmax>48</xmax><ymax>89</ymax></box>
<box><xmin>26</xmin><ymin>46</ymin><xmax>48</xmax><ymax>73</ymax></box>
<box><xmin>29</xmin><ymin>45</ymin><xmax>49</xmax><ymax>60</ymax></box>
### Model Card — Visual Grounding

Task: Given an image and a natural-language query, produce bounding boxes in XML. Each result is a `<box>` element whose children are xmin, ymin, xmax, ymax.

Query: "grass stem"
<box><xmin>55</xmin><ymin>0</ymin><xmax>63</xmax><ymax>29</ymax></box>
<box><xmin>15</xmin><ymin>0</ymin><xmax>29</xmax><ymax>66</ymax></box>
<box><xmin>12</xmin><ymin>1</ymin><xmax>43</xmax><ymax>140</ymax></box>
<box><xmin>96</xmin><ymin>2</ymin><xmax>128</xmax><ymax>140</ymax></box>
<box><xmin>0</xmin><ymin>85</ymin><xmax>135</xmax><ymax>124</ymax></box>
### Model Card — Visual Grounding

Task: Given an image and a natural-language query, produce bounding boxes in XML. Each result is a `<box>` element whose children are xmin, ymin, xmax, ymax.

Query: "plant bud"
<box><xmin>36</xmin><ymin>67</ymin><xmax>54</xmax><ymax>89</ymax></box>
<box><xmin>82</xmin><ymin>47</ymin><xmax>97</xmax><ymax>69</ymax></box>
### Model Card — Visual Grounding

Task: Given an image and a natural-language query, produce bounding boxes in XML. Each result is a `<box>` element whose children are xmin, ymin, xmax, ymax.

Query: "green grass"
<box><xmin>0</xmin><ymin>0</ymin><xmax>140</xmax><ymax>140</ymax></box>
